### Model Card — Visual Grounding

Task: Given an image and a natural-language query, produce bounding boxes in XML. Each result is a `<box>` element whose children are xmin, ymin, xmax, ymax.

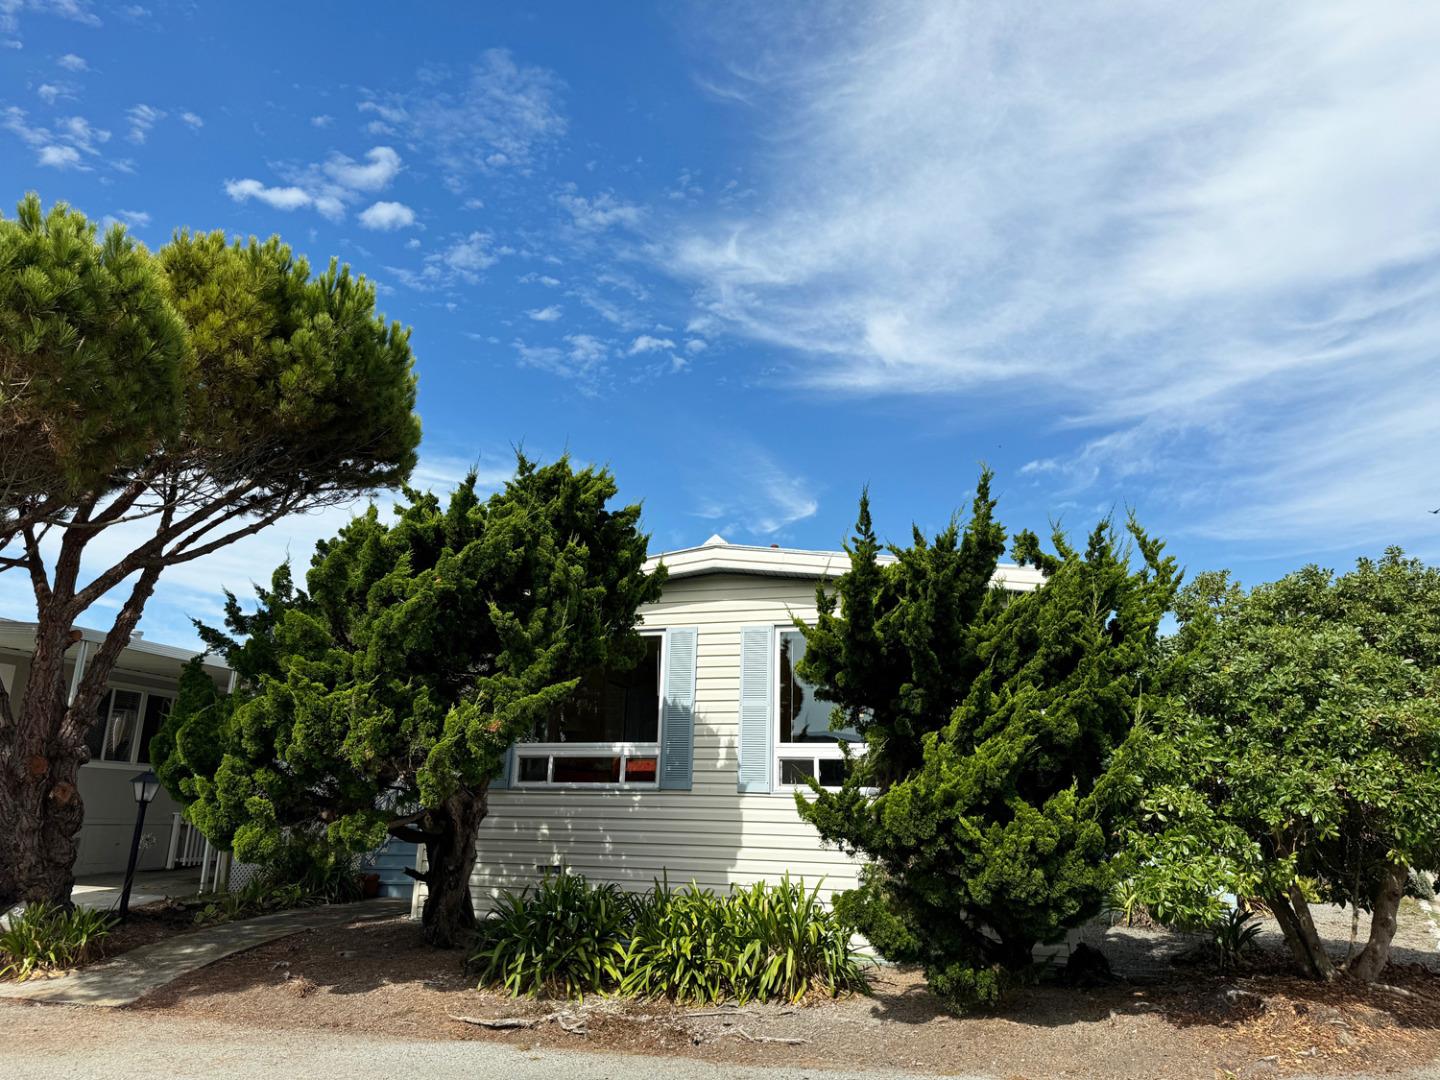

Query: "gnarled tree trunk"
<box><xmin>0</xmin><ymin>566</ymin><xmax>162</xmax><ymax>909</ymax></box>
<box><xmin>0</xmin><ymin>695</ymin><xmax>87</xmax><ymax>908</ymax></box>
<box><xmin>402</xmin><ymin>786</ymin><xmax>486</xmax><ymax>949</ymax></box>
<box><xmin>1264</xmin><ymin>885</ymin><xmax>1336</xmax><ymax>981</ymax></box>
<box><xmin>1349</xmin><ymin>863</ymin><xmax>1408</xmax><ymax>983</ymax></box>
<box><xmin>0</xmin><ymin>612</ymin><xmax>88</xmax><ymax>908</ymax></box>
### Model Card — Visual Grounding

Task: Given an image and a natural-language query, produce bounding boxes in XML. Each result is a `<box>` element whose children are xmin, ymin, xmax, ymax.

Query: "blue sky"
<box><xmin>3</xmin><ymin>1</ymin><xmax>1439</xmax><ymax>648</ymax></box>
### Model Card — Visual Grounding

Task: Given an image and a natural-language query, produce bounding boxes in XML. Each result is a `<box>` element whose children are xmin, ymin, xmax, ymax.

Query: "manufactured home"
<box><xmin>5</xmin><ymin>535</ymin><xmax>1040</xmax><ymax>909</ymax></box>
<box><xmin>445</xmin><ymin>535</ymin><xmax>1044</xmax><ymax>915</ymax></box>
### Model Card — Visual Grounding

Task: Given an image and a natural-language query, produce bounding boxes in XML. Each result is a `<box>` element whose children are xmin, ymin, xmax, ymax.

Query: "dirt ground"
<box><xmin>119</xmin><ymin>901</ymin><xmax>1440</xmax><ymax>1080</ymax></box>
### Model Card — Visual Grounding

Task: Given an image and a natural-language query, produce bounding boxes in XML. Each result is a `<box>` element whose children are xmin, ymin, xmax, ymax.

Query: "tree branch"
<box><xmin>64</xmin><ymin>562</ymin><xmax>167</xmax><ymax>745</ymax></box>
<box><xmin>20</xmin><ymin>525</ymin><xmax>51</xmax><ymax>610</ymax></box>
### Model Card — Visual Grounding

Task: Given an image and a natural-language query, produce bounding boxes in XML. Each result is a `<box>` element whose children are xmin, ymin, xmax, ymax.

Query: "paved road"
<box><xmin>4</xmin><ymin>1003</ymin><xmax>1439</xmax><ymax>1080</ymax></box>
<box><xmin>0</xmin><ymin>1004</ymin><xmax>970</xmax><ymax>1080</ymax></box>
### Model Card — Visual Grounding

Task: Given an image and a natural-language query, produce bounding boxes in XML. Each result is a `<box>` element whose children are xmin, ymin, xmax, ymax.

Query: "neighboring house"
<box><xmin>441</xmin><ymin>536</ymin><xmax>1045</xmax><ymax>916</ymax></box>
<box><xmin>0</xmin><ymin>617</ymin><xmax>423</xmax><ymax>895</ymax></box>
<box><xmin>0</xmin><ymin>619</ymin><xmax>231</xmax><ymax>878</ymax></box>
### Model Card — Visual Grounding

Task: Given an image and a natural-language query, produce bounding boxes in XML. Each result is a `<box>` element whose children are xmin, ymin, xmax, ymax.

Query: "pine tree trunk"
<box><xmin>1264</xmin><ymin>887</ymin><xmax>1336</xmax><ymax>980</ymax></box>
<box><xmin>0</xmin><ymin>624</ymin><xmax>89</xmax><ymax>909</ymax></box>
<box><xmin>0</xmin><ymin>566</ymin><xmax>162</xmax><ymax>908</ymax></box>
<box><xmin>418</xmin><ymin>788</ymin><xmax>484</xmax><ymax>948</ymax></box>
<box><xmin>1348</xmin><ymin>863</ymin><xmax>1407</xmax><ymax>983</ymax></box>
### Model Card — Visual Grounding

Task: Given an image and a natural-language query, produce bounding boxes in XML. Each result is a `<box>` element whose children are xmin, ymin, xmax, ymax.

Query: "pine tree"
<box><xmin>153</xmin><ymin>457</ymin><xmax>664</xmax><ymax>946</ymax></box>
<box><xmin>0</xmin><ymin>196</ymin><xmax>420</xmax><ymax>908</ymax></box>
<box><xmin>795</xmin><ymin>476</ymin><xmax>1178</xmax><ymax>1009</ymax></box>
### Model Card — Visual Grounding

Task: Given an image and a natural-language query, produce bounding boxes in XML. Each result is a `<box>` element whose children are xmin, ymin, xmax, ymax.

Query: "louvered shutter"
<box><xmin>737</xmin><ymin>625</ymin><xmax>773</xmax><ymax>793</ymax></box>
<box><xmin>659</xmin><ymin>627</ymin><xmax>698</xmax><ymax>789</ymax></box>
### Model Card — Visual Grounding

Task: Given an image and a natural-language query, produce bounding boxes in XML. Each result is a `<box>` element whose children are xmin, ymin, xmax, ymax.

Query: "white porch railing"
<box><xmin>166</xmin><ymin>811</ymin><xmax>206</xmax><ymax>870</ymax></box>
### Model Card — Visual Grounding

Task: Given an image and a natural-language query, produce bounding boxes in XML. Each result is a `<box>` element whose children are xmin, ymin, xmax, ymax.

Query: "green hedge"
<box><xmin>470</xmin><ymin>872</ymin><xmax>870</xmax><ymax>1004</ymax></box>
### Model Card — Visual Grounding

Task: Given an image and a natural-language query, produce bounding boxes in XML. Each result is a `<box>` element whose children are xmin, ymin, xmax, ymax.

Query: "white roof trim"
<box><xmin>643</xmin><ymin>542</ymin><xmax>1046</xmax><ymax>591</ymax></box>
<box><xmin>0</xmin><ymin>617</ymin><xmax>231</xmax><ymax>671</ymax></box>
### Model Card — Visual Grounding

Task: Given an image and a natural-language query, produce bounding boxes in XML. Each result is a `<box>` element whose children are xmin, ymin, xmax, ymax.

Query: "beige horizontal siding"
<box><xmin>468</xmin><ymin>573</ymin><xmax>863</xmax><ymax>911</ymax></box>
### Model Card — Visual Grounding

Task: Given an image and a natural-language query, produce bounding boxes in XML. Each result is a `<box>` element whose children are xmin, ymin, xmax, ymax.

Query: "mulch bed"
<box><xmin>129</xmin><ymin>915</ymin><xmax>1440</xmax><ymax>1079</ymax></box>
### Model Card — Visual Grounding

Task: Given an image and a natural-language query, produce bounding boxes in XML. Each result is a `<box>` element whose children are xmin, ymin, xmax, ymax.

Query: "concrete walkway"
<box><xmin>0</xmin><ymin>898</ymin><xmax>406</xmax><ymax>1007</ymax></box>
<box><xmin>70</xmin><ymin>867</ymin><xmax>205</xmax><ymax>913</ymax></box>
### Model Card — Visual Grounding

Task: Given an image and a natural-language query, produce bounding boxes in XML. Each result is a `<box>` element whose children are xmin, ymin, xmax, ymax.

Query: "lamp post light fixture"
<box><xmin>118</xmin><ymin>769</ymin><xmax>161</xmax><ymax>920</ymax></box>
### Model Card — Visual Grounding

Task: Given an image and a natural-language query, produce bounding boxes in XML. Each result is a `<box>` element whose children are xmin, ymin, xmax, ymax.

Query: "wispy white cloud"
<box><xmin>36</xmin><ymin>143</ymin><xmax>79</xmax><ymax>168</ymax></box>
<box><xmin>356</xmin><ymin>48</ymin><xmax>566</xmax><ymax>183</ymax></box>
<box><xmin>664</xmin><ymin>1</ymin><xmax>1440</xmax><ymax>549</ymax></box>
<box><xmin>3</xmin><ymin>105</ymin><xmax>107</xmax><ymax>167</ymax></box>
<box><xmin>386</xmin><ymin>230</ymin><xmax>506</xmax><ymax>290</ymax></box>
<box><xmin>527</xmin><ymin>304</ymin><xmax>562</xmax><ymax>322</ymax></box>
<box><xmin>564</xmin><ymin>334</ymin><xmax>606</xmax><ymax>365</ymax></box>
<box><xmin>55</xmin><ymin>51</ymin><xmax>85</xmax><ymax>70</ymax></box>
<box><xmin>0</xmin><ymin>0</ymin><xmax>100</xmax><ymax>36</ymax></box>
<box><xmin>224</xmin><ymin>178</ymin><xmax>314</xmax><ymax>212</ymax></box>
<box><xmin>558</xmin><ymin>190</ymin><xmax>642</xmax><ymax>232</ymax></box>
<box><xmin>224</xmin><ymin>144</ymin><xmax>403</xmax><ymax>223</ymax></box>
<box><xmin>627</xmin><ymin>334</ymin><xmax>675</xmax><ymax>355</ymax></box>
<box><xmin>310</xmin><ymin>114</ymin><xmax>333</xmax><ymax>128</ymax></box>
<box><xmin>115</xmin><ymin>208</ymin><xmax>149</xmax><ymax>226</ymax></box>
<box><xmin>692</xmin><ymin>443</ymin><xmax>819</xmax><ymax>538</ymax></box>
<box><xmin>511</xmin><ymin>332</ymin><xmax>610</xmax><ymax>384</ymax></box>
<box><xmin>358</xmin><ymin>199</ymin><xmax>416</xmax><ymax>230</ymax></box>
<box><xmin>179</xmin><ymin>110</ymin><xmax>203</xmax><ymax>129</ymax></box>
<box><xmin>324</xmin><ymin>145</ymin><xmax>401</xmax><ymax>190</ymax></box>
<box><xmin>125</xmin><ymin>102</ymin><xmax>163</xmax><ymax>143</ymax></box>
<box><xmin>438</xmin><ymin>231</ymin><xmax>500</xmax><ymax>275</ymax></box>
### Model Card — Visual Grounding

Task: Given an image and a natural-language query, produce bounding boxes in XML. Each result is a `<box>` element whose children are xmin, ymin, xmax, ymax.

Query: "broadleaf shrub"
<box><xmin>0</xmin><ymin>903</ymin><xmax>115</xmax><ymax>980</ymax></box>
<box><xmin>470</xmin><ymin>872</ymin><xmax>869</xmax><ymax>1004</ymax></box>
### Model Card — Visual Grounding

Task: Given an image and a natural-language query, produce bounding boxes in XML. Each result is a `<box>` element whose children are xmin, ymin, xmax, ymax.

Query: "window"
<box><xmin>514</xmin><ymin>635</ymin><xmax>662</xmax><ymax>787</ymax></box>
<box><xmin>775</xmin><ymin>629</ymin><xmax>861</xmax><ymax>790</ymax></box>
<box><xmin>139</xmin><ymin>693</ymin><xmax>172</xmax><ymax>760</ymax></box>
<box><xmin>85</xmin><ymin>687</ymin><xmax>175</xmax><ymax>767</ymax></box>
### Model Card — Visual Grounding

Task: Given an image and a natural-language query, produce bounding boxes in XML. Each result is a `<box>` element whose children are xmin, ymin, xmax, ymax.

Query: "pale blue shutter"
<box><xmin>659</xmin><ymin>627</ymin><xmax>698</xmax><ymax>790</ymax></box>
<box><xmin>490</xmin><ymin>744</ymin><xmax>514</xmax><ymax>790</ymax></box>
<box><xmin>737</xmin><ymin>625</ymin><xmax>773</xmax><ymax>793</ymax></box>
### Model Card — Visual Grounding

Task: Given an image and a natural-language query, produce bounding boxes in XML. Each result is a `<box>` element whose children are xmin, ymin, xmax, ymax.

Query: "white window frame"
<box><xmin>773</xmin><ymin>626</ymin><xmax>864</xmax><ymax>793</ymax></box>
<box><xmin>511</xmin><ymin>631</ymin><xmax>664</xmax><ymax>790</ymax></box>
<box><xmin>84</xmin><ymin>681</ymin><xmax>175</xmax><ymax>770</ymax></box>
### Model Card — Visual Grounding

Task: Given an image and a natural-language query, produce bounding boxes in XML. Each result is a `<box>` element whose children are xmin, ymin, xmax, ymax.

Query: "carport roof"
<box><xmin>0</xmin><ymin>618</ymin><xmax>230</xmax><ymax>681</ymax></box>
